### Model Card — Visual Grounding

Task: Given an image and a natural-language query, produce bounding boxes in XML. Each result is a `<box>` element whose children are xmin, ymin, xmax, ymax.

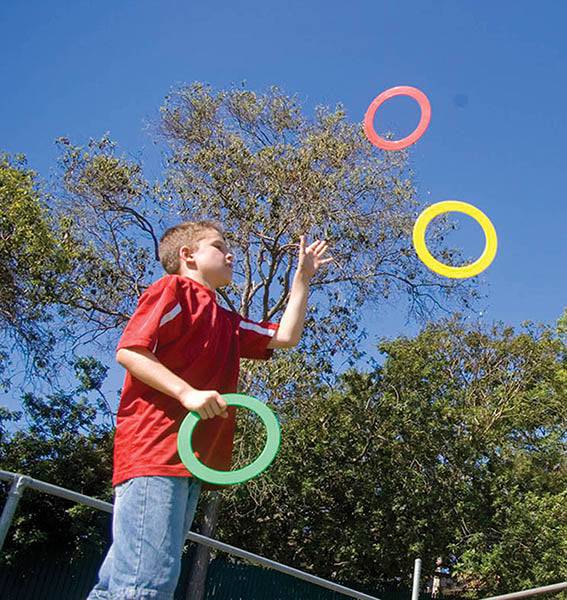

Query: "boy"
<box><xmin>88</xmin><ymin>220</ymin><xmax>332</xmax><ymax>599</ymax></box>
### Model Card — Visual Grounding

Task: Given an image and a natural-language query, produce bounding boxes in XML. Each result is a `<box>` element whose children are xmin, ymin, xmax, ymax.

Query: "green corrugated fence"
<box><xmin>0</xmin><ymin>549</ymin><xmax>417</xmax><ymax>600</ymax></box>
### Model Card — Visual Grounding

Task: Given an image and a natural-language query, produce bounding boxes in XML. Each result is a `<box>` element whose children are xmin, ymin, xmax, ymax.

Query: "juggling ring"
<box><xmin>177</xmin><ymin>393</ymin><xmax>281</xmax><ymax>485</ymax></box>
<box><xmin>412</xmin><ymin>200</ymin><xmax>498</xmax><ymax>279</ymax></box>
<box><xmin>364</xmin><ymin>86</ymin><xmax>431</xmax><ymax>151</ymax></box>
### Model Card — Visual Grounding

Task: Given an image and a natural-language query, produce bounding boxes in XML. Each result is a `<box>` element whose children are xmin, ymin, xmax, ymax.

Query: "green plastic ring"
<box><xmin>177</xmin><ymin>393</ymin><xmax>281</xmax><ymax>485</ymax></box>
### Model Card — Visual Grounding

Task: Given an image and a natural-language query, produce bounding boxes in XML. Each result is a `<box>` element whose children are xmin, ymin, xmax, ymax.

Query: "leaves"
<box><xmin>0</xmin><ymin>357</ymin><xmax>114</xmax><ymax>564</ymax></box>
<box><xmin>218</xmin><ymin>315</ymin><xmax>566</xmax><ymax>595</ymax></box>
<box><xmin>1</xmin><ymin>85</ymin><xmax>563</xmax><ymax>592</ymax></box>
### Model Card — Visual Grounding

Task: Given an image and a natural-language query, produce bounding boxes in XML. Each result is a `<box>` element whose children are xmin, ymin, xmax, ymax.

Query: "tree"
<box><xmin>2</xmin><ymin>81</ymin><xmax>481</xmax><ymax>595</ymax></box>
<box><xmin>0</xmin><ymin>153</ymin><xmax>72</xmax><ymax>391</ymax></box>
<box><xmin>450</xmin><ymin>311</ymin><xmax>567</xmax><ymax>594</ymax></box>
<box><xmin>217</xmin><ymin>314</ymin><xmax>566</xmax><ymax>596</ymax></box>
<box><xmin>155</xmin><ymin>82</ymin><xmax>482</xmax><ymax>598</ymax></box>
<box><xmin>0</xmin><ymin>356</ymin><xmax>114</xmax><ymax>565</ymax></box>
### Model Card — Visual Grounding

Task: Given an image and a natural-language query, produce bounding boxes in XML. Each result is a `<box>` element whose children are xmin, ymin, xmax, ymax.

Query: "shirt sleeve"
<box><xmin>116</xmin><ymin>279</ymin><xmax>183</xmax><ymax>354</ymax></box>
<box><xmin>238</xmin><ymin>316</ymin><xmax>279</xmax><ymax>360</ymax></box>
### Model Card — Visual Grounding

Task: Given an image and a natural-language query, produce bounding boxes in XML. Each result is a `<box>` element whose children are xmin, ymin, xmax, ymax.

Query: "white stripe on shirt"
<box><xmin>152</xmin><ymin>303</ymin><xmax>182</xmax><ymax>353</ymax></box>
<box><xmin>239</xmin><ymin>320</ymin><xmax>276</xmax><ymax>337</ymax></box>
<box><xmin>159</xmin><ymin>303</ymin><xmax>182</xmax><ymax>327</ymax></box>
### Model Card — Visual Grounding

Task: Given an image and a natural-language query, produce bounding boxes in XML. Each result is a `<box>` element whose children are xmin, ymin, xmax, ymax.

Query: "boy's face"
<box><xmin>181</xmin><ymin>230</ymin><xmax>234</xmax><ymax>288</ymax></box>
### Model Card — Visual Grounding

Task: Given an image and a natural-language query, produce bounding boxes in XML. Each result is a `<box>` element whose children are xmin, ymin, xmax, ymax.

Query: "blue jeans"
<box><xmin>87</xmin><ymin>476</ymin><xmax>202</xmax><ymax>600</ymax></box>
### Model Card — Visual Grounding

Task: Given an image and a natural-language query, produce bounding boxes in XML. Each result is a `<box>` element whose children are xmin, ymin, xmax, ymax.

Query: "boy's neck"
<box><xmin>177</xmin><ymin>272</ymin><xmax>217</xmax><ymax>293</ymax></box>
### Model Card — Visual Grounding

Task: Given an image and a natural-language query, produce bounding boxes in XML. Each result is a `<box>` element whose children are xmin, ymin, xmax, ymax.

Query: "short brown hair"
<box><xmin>159</xmin><ymin>219</ymin><xmax>225</xmax><ymax>274</ymax></box>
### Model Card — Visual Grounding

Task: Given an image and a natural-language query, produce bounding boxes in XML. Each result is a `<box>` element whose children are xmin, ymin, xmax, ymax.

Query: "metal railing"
<box><xmin>1</xmin><ymin>469</ymin><xmax>566</xmax><ymax>600</ymax></box>
<box><xmin>0</xmin><ymin>469</ymin><xmax>381</xmax><ymax>599</ymax></box>
<box><xmin>481</xmin><ymin>584</ymin><xmax>567</xmax><ymax>600</ymax></box>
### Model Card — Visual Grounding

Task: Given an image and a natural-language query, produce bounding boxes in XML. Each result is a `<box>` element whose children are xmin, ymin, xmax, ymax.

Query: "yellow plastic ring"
<box><xmin>412</xmin><ymin>200</ymin><xmax>498</xmax><ymax>279</ymax></box>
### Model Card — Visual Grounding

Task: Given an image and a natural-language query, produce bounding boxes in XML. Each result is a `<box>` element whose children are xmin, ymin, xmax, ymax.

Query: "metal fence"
<box><xmin>1</xmin><ymin>469</ymin><xmax>566</xmax><ymax>600</ymax></box>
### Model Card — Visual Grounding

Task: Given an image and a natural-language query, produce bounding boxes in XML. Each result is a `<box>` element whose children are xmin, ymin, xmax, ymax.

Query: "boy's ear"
<box><xmin>179</xmin><ymin>245</ymin><xmax>196</xmax><ymax>266</ymax></box>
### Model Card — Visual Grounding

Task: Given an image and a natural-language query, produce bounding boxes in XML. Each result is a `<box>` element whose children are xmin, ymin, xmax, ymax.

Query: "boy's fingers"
<box><xmin>214</xmin><ymin>395</ymin><xmax>228</xmax><ymax>418</ymax></box>
<box><xmin>309</xmin><ymin>240</ymin><xmax>328</xmax><ymax>252</ymax></box>
<box><xmin>215</xmin><ymin>406</ymin><xmax>228</xmax><ymax>418</ymax></box>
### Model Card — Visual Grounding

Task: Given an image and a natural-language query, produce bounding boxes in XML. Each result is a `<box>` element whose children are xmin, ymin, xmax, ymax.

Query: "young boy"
<box><xmin>88</xmin><ymin>220</ymin><xmax>332</xmax><ymax>599</ymax></box>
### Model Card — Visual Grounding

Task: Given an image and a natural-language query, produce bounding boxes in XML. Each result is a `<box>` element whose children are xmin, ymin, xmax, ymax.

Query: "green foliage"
<box><xmin>159</xmin><ymin>82</ymin><xmax>480</xmax><ymax>332</ymax></box>
<box><xmin>454</xmin><ymin>491</ymin><xmax>566</xmax><ymax>594</ymax></box>
<box><xmin>0</xmin><ymin>85</ymin><xmax>564</xmax><ymax>594</ymax></box>
<box><xmin>0</xmin><ymin>154</ymin><xmax>70</xmax><ymax>385</ymax></box>
<box><xmin>0</xmin><ymin>356</ymin><xmax>114</xmax><ymax>565</ymax></box>
<box><xmin>219</xmin><ymin>315</ymin><xmax>566</xmax><ymax>595</ymax></box>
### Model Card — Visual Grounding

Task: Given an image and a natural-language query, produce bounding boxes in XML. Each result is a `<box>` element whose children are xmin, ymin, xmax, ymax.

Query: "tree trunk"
<box><xmin>185</xmin><ymin>492</ymin><xmax>221</xmax><ymax>600</ymax></box>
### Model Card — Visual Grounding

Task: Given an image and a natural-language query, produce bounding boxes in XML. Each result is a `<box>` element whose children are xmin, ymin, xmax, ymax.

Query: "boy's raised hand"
<box><xmin>296</xmin><ymin>235</ymin><xmax>334</xmax><ymax>279</ymax></box>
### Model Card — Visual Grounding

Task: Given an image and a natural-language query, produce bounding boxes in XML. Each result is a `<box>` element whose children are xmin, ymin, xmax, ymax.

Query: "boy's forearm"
<box><xmin>278</xmin><ymin>272</ymin><xmax>310</xmax><ymax>345</ymax></box>
<box><xmin>116</xmin><ymin>347</ymin><xmax>196</xmax><ymax>401</ymax></box>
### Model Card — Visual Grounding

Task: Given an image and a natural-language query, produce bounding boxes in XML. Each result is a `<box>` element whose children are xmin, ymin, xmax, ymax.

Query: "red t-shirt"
<box><xmin>113</xmin><ymin>274</ymin><xmax>279</xmax><ymax>490</ymax></box>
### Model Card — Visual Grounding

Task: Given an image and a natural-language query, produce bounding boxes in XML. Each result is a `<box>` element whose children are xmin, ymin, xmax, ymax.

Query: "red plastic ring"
<box><xmin>364</xmin><ymin>86</ymin><xmax>431</xmax><ymax>151</ymax></box>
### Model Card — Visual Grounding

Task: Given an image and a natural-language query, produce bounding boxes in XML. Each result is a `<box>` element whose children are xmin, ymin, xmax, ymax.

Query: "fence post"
<box><xmin>0</xmin><ymin>475</ymin><xmax>30</xmax><ymax>553</ymax></box>
<box><xmin>411</xmin><ymin>558</ymin><xmax>422</xmax><ymax>600</ymax></box>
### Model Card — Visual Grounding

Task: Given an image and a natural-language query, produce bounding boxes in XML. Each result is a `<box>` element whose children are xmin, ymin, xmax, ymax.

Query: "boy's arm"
<box><xmin>267</xmin><ymin>272</ymin><xmax>309</xmax><ymax>349</ymax></box>
<box><xmin>117</xmin><ymin>347</ymin><xmax>196</xmax><ymax>399</ymax></box>
<box><xmin>117</xmin><ymin>347</ymin><xmax>228</xmax><ymax>419</ymax></box>
<box><xmin>267</xmin><ymin>236</ymin><xmax>333</xmax><ymax>349</ymax></box>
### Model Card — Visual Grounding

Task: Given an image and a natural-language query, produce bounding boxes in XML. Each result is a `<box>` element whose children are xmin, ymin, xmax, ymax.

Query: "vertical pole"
<box><xmin>411</xmin><ymin>558</ymin><xmax>422</xmax><ymax>600</ymax></box>
<box><xmin>185</xmin><ymin>492</ymin><xmax>220</xmax><ymax>600</ymax></box>
<box><xmin>0</xmin><ymin>476</ymin><xmax>29</xmax><ymax>553</ymax></box>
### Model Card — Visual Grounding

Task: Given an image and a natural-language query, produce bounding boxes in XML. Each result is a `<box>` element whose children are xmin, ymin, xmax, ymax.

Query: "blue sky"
<box><xmin>2</xmin><ymin>1</ymin><xmax>566</xmax><ymax>413</ymax></box>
